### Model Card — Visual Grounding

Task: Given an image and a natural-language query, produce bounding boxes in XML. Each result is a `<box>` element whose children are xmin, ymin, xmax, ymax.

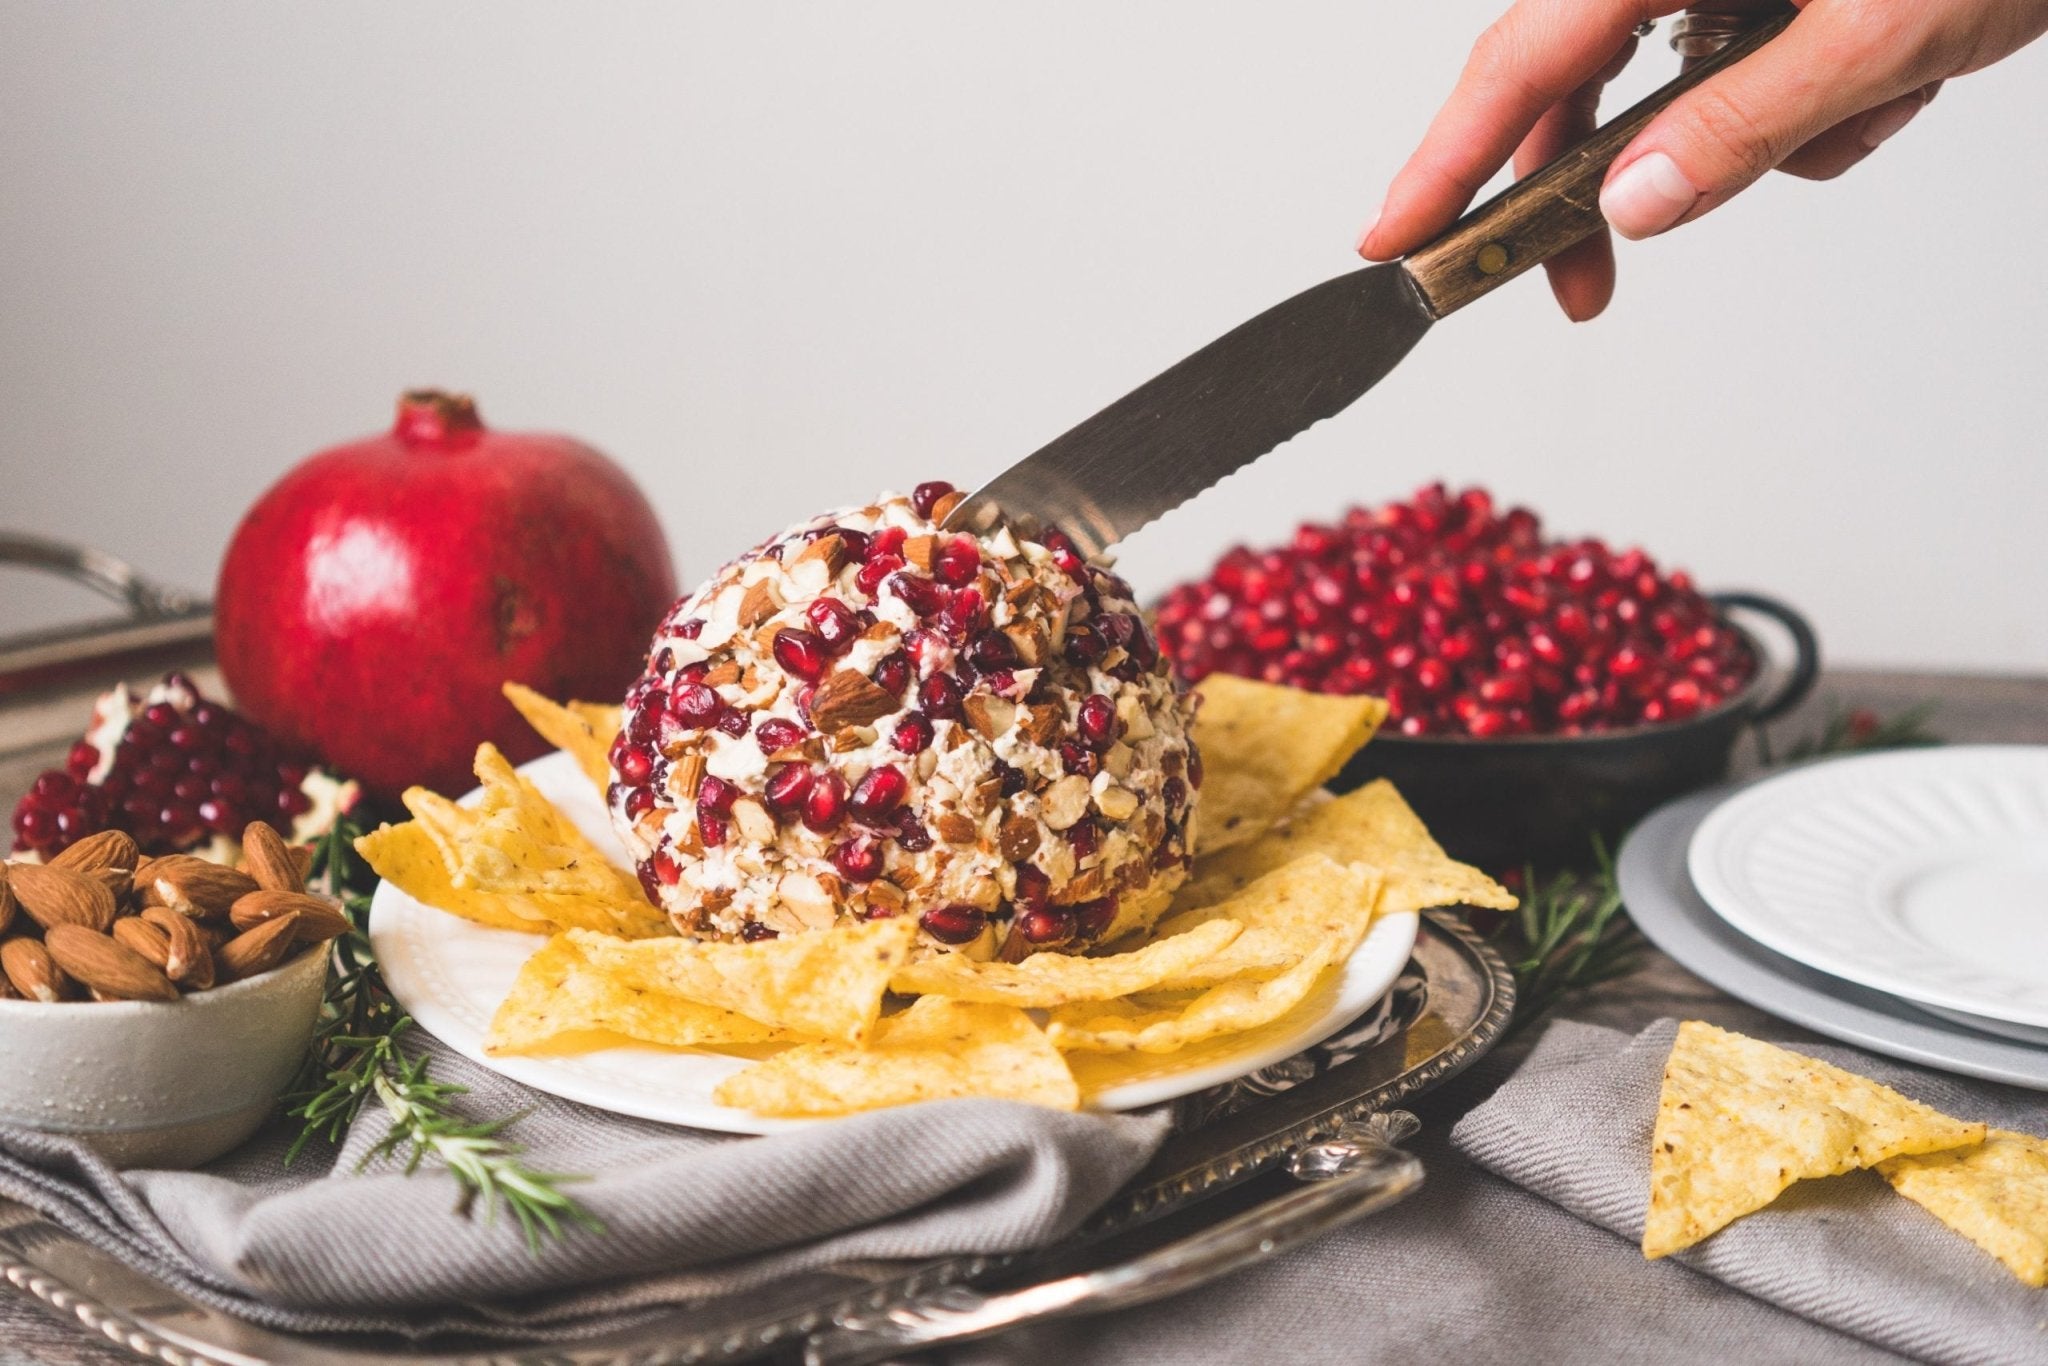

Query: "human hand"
<box><xmin>1357</xmin><ymin>0</ymin><xmax>2048</xmax><ymax>320</ymax></box>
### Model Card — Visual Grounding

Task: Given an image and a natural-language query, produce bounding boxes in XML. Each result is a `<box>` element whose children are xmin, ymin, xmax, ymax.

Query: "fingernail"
<box><xmin>1600</xmin><ymin>152</ymin><xmax>1698</xmax><ymax>240</ymax></box>
<box><xmin>1862</xmin><ymin>96</ymin><xmax>1923</xmax><ymax>149</ymax></box>
<box><xmin>1355</xmin><ymin>210</ymin><xmax>1382</xmax><ymax>259</ymax></box>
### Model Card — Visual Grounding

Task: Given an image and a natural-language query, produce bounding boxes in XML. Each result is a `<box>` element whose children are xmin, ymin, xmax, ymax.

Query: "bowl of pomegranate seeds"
<box><xmin>1154</xmin><ymin>484</ymin><xmax>1817</xmax><ymax>866</ymax></box>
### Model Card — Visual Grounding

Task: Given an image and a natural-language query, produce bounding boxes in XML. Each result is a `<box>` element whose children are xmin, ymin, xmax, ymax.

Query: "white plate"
<box><xmin>370</xmin><ymin>750</ymin><xmax>1419</xmax><ymax>1135</ymax></box>
<box><xmin>1688</xmin><ymin>745</ymin><xmax>2048</xmax><ymax>1031</ymax></box>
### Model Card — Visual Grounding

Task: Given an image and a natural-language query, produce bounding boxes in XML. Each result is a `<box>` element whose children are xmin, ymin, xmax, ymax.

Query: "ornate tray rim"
<box><xmin>0</xmin><ymin>911</ymin><xmax>1514</xmax><ymax>1366</ymax></box>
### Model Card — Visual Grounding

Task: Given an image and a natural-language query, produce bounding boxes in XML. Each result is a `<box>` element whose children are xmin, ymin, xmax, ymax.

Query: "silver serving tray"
<box><xmin>0</xmin><ymin>912</ymin><xmax>1511</xmax><ymax>1365</ymax></box>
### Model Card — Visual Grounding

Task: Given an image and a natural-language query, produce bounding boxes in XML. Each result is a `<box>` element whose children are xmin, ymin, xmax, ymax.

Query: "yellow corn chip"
<box><xmin>1644</xmin><ymin>1021</ymin><xmax>1986</xmax><ymax>1258</ymax></box>
<box><xmin>1190</xmin><ymin>675</ymin><xmax>1386</xmax><ymax>853</ymax></box>
<box><xmin>1175</xmin><ymin>780</ymin><xmax>1514</xmax><ymax>919</ymax></box>
<box><xmin>890</xmin><ymin>918</ymin><xmax>1244</xmax><ymax>1007</ymax></box>
<box><xmin>1152</xmin><ymin>854</ymin><xmax>1381</xmax><ymax>983</ymax></box>
<box><xmin>568</xmin><ymin>917</ymin><xmax>916</xmax><ymax>1045</ymax></box>
<box><xmin>354</xmin><ymin>820</ymin><xmax>539</xmax><ymax>934</ymax></box>
<box><xmin>487</xmin><ymin>935</ymin><xmax>791</xmax><ymax>1054</ymax></box>
<box><xmin>571</xmin><ymin>700</ymin><xmax>623</xmax><ymax>753</ymax></box>
<box><xmin>449</xmin><ymin>745</ymin><xmax>669</xmax><ymax>939</ymax></box>
<box><xmin>713</xmin><ymin>996</ymin><xmax>1079</xmax><ymax>1116</ymax></box>
<box><xmin>503</xmin><ymin>682</ymin><xmax>616</xmax><ymax>793</ymax></box>
<box><xmin>1879</xmin><ymin>1129</ymin><xmax>2048</xmax><ymax>1286</ymax></box>
<box><xmin>1046</xmin><ymin>939</ymin><xmax>1337</xmax><ymax>1054</ymax></box>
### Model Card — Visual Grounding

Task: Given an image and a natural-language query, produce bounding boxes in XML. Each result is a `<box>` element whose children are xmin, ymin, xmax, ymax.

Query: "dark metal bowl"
<box><xmin>1329</xmin><ymin>592</ymin><xmax>1819</xmax><ymax>870</ymax></box>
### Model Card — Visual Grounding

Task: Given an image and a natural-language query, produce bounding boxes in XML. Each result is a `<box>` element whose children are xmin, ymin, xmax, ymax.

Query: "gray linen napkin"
<box><xmin>1450</xmin><ymin>1018</ymin><xmax>2048</xmax><ymax>1366</ymax></box>
<box><xmin>0</xmin><ymin>1032</ymin><xmax>1167</xmax><ymax>1341</ymax></box>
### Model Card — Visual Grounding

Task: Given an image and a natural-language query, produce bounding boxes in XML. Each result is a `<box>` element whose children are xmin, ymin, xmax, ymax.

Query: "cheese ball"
<box><xmin>608</xmin><ymin>482</ymin><xmax>1198</xmax><ymax>957</ymax></box>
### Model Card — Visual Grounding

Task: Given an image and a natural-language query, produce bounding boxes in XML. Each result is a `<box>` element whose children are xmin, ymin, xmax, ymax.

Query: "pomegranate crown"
<box><xmin>393</xmin><ymin>389</ymin><xmax>485</xmax><ymax>447</ymax></box>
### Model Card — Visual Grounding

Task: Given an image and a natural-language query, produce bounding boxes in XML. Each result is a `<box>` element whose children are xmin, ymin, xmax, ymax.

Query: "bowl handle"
<box><xmin>1710</xmin><ymin>591</ymin><xmax>1820</xmax><ymax>724</ymax></box>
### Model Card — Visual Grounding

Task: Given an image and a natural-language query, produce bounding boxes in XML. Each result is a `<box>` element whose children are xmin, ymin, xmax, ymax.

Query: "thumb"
<box><xmin>1599</xmin><ymin>1</ymin><xmax>1941</xmax><ymax>239</ymax></box>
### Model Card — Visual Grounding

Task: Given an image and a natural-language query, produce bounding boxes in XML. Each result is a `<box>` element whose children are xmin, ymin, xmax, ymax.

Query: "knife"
<box><xmin>946</xmin><ymin>11</ymin><xmax>1792</xmax><ymax>557</ymax></box>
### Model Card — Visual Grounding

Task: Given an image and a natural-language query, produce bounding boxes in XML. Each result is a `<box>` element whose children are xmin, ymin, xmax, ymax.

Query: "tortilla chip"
<box><xmin>568</xmin><ymin>918</ymin><xmax>916</xmax><ymax>1045</ymax></box>
<box><xmin>446</xmin><ymin>745</ymin><xmax>669</xmax><ymax>940</ymax></box>
<box><xmin>890</xmin><ymin>919</ymin><xmax>1244</xmax><ymax>1007</ymax></box>
<box><xmin>1643</xmin><ymin>1021</ymin><xmax>1987</xmax><ymax>1258</ymax></box>
<box><xmin>355</xmin><ymin>820</ymin><xmax>539</xmax><ymax>935</ymax></box>
<box><xmin>487</xmin><ymin>935</ymin><xmax>791</xmax><ymax>1054</ymax></box>
<box><xmin>1175</xmin><ymin>780</ymin><xmax>1514</xmax><ymax>918</ymax></box>
<box><xmin>503</xmin><ymin>682</ymin><xmax>616</xmax><ymax>793</ymax></box>
<box><xmin>1045</xmin><ymin>940</ymin><xmax>1337</xmax><ymax>1053</ymax></box>
<box><xmin>1879</xmin><ymin>1129</ymin><xmax>2048</xmax><ymax>1286</ymax></box>
<box><xmin>1150</xmin><ymin>854</ymin><xmax>1381</xmax><ymax>988</ymax></box>
<box><xmin>714</xmin><ymin>995</ymin><xmax>1078</xmax><ymax>1116</ymax></box>
<box><xmin>1190</xmin><ymin>675</ymin><xmax>1386</xmax><ymax>853</ymax></box>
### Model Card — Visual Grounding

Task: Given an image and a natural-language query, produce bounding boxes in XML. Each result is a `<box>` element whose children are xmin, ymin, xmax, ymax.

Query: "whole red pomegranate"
<box><xmin>216</xmin><ymin>390</ymin><xmax>677</xmax><ymax>799</ymax></box>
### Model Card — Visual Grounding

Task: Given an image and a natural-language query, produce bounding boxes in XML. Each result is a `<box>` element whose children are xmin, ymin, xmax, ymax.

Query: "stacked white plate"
<box><xmin>1618</xmin><ymin>745</ymin><xmax>2048</xmax><ymax>1089</ymax></box>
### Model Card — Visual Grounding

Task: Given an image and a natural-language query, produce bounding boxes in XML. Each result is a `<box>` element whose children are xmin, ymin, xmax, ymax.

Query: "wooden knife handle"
<box><xmin>1403</xmin><ymin>8</ymin><xmax>1794</xmax><ymax>318</ymax></box>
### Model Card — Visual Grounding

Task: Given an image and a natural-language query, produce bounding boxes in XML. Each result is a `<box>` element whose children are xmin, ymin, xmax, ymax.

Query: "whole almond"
<box><xmin>51</xmin><ymin>829</ymin><xmax>138</xmax><ymax>877</ymax></box>
<box><xmin>0</xmin><ymin>937</ymin><xmax>66</xmax><ymax>1002</ymax></box>
<box><xmin>43</xmin><ymin>925</ymin><xmax>178</xmax><ymax>1002</ymax></box>
<box><xmin>9</xmin><ymin>863</ymin><xmax>118</xmax><ymax>933</ymax></box>
<box><xmin>291</xmin><ymin>845</ymin><xmax>314</xmax><ymax>882</ymax></box>
<box><xmin>112</xmin><ymin>916</ymin><xmax>173</xmax><ymax>970</ymax></box>
<box><xmin>145</xmin><ymin>857</ymin><xmax>259</xmax><ymax>919</ymax></box>
<box><xmin>0</xmin><ymin>865</ymin><xmax>15</xmax><ymax>936</ymax></box>
<box><xmin>216</xmin><ymin>914</ymin><xmax>299</xmax><ymax>981</ymax></box>
<box><xmin>240</xmin><ymin>821</ymin><xmax>303</xmax><ymax>894</ymax></box>
<box><xmin>230</xmin><ymin>890</ymin><xmax>350</xmax><ymax>942</ymax></box>
<box><xmin>140</xmin><ymin>906</ymin><xmax>216</xmax><ymax>988</ymax></box>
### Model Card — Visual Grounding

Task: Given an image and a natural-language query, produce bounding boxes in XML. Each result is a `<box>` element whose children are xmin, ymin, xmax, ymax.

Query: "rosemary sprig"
<box><xmin>1776</xmin><ymin>701</ymin><xmax>1942</xmax><ymax>764</ymax></box>
<box><xmin>284</xmin><ymin>816</ymin><xmax>598</xmax><ymax>1251</ymax></box>
<box><xmin>1497</xmin><ymin>837</ymin><xmax>1640</xmax><ymax>1033</ymax></box>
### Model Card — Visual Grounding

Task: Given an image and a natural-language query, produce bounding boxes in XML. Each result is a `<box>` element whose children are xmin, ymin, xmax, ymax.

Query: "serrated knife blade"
<box><xmin>943</xmin><ymin>13</ymin><xmax>1790</xmax><ymax>556</ymax></box>
<box><xmin>945</xmin><ymin>264</ymin><xmax>1433</xmax><ymax>558</ymax></box>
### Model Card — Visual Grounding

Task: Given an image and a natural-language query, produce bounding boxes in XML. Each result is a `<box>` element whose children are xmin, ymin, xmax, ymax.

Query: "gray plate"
<box><xmin>1618</xmin><ymin>788</ymin><xmax>2048</xmax><ymax>1090</ymax></box>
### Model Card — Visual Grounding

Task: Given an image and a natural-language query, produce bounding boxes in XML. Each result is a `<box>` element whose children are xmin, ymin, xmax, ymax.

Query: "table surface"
<box><xmin>3</xmin><ymin>666</ymin><xmax>2044</xmax><ymax>1366</ymax></box>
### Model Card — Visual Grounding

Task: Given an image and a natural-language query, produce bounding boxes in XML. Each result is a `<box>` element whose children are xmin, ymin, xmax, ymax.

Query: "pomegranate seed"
<box><xmin>994</xmin><ymin>760</ymin><xmax>1027</xmax><ymax>796</ymax></box>
<box><xmin>1013</xmin><ymin>864</ymin><xmax>1052</xmax><ymax>910</ymax></box>
<box><xmin>918</xmin><ymin>673</ymin><xmax>965</xmax><ymax>720</ymax></box>
<box><xmin>934</xmin><ymin>535</ymin><xmax>981</xmax><ymax>585</ymax></box>
<box><xmin>893</xmin><ymin>812</ymin><xmax>934</xmax><ymax>852</ymax></box>
<box><xmin>1073</xmin><ymin>896</ymin><xmax>1119</xmax><ymax>940</ymax></box>
<box><xmin>756</xmin><ymin>717</ymin><xmax>805</xmax><ymax>754</ymax></box>
<box><xmin>740</xmin><ymin>921</ymin><xmax>779</xmax><ymax>941</ymax></box>
<box><xmin>700</xmin><ymin>814</ymin><xmax>730</xmax><ymax>848</ymax></box>
<box><xmin>615</xmin><ymin>744</ymin><xmax>655</xmax><ymax>785</ymax></box>
<box><xmin>854</xmin><ymin>554</ymin><xmax>903</xmax><ymax>598</ymax></box>
<box><xmin>66</xmin><ymin>742</ymin><xmax>98</xmax><ymax>778</ymax></box>
<box><xmin>832</xmin><ymin>838</ymin><xmax>883</xmax><ymax>882</ymax></box>
<box><xmin>773</xmin><ymin>628</ymin><xmax>830</xmax><ymax>680</ymax></box>
<box><xmin>1187</xmin><ymin>743</ymin><xmax>1205</xmax><ymax>789</ymax></box>
<box><xmin>1017</xmin><ymin>905</ymin><xmax>1074</xmax><ymax>945</ymax></box>
<box><xmin>1076</xmin><ymin>694</ymin><xmax>1119</xmax><ymax>749</ymax></box>
<box><xmin>715</xmin><ymin>708</ymin><xmax>751</xmax><ymax>739</ymax></box>
<box><xmin>675</xmin><ymin>618</ymin><xmax>705</xmax><ymax>640</ymax></box>
<box><xmin>1163</xmin><ymin>776</ymin><xmax>1188</xmax><ymax>810</ymax></box>
<box><xmin>872</xmin><ymin>650</ymin><xmax>912</xmax><ymax>696</ymax></box>
<box><xmin>911</xmin><ymin>480</ymin><xmax>956</xmax><ymax>519</ymax></box>
<box><xmin>849</xmin><ymin>765</ymin><xmax>909</xmax><ymax>823</ymax></box>
<box><xmin>892</xmin><ymin>712</ymin><xmax>934</xmax><ymax>754</ymax></box>
<box><xmin>624</xmin><ymin>787</ymin><xmax>656</xmax><ymax>819</ymax></box>
<box><xmin>1064</xmin><ymin>624</ymin><xmax>1106</xmax><ymax>666</ymax></box>
<box><xmin>807</xmin><ymin>597</ymin><xmax>861</xmax><ymax>653</ymax></box>
<box><xmin>1059</xmin><ymin>741</ymin><xmax>1099</xmax><ymax>777</ymax></box>
<box><xmin>965</xmin><ymin>629</ymin><xmax>1018</xmax><ymax>671</ymax></box>
<box><xmin>803</xmin><ymin>772</ymin><xmax>848</xmax><ymax>832</ymax></box>
<box><xmin>938</xmin><ymin>587</ymin><xmax>986</xmax><ymax>641</ymax></box>
<box><xmin>887</xmin><ymin>572</ymin><xmax>949</xmax><ymax>618</ymax></box>
<box><xmin>869</xmin><ymin>525</ymin><xmax>908</xmax><ymax>560</ymax></box>
<box><xmin>920</xmin><ymin>903</ymin><xmax>986</xmax><ymax>944</ymax></box>
<box><xmin>763</xmin><ymin>763</ymin><xmax>815</xmax><ymax>814</ymax></box>
<box><xmin>670</xmin><ymin>683</ymin><xmax>724</xmax><ymax>729</ymax></box>
<box><xmin>1067</xmin><ymin>819</ymin><xmax>1102</xmax><ymax>858</ymax></box>
<box><xmin>698</xmin><ymin>775</ymin><xmax>738</xmax><ymax>818</ymax></box>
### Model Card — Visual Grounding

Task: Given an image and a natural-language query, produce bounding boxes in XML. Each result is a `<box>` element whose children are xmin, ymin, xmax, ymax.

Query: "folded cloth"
<box><xmin>1451</xmin><ymin>1018</ymin><xmax>2048</xmax><ymax>1366</ymax></box>
<box><xmin>0</xmin><ymin>1032</ymin><xmax>1167</xmax><ymax>1341</ymax></box>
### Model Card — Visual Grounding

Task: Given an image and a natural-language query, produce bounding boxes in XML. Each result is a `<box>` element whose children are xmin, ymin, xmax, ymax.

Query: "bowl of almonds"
<box><xmin>0</xmin><ymin>822</ymin><xmax>345</xmax><ymax>1168</ymax></box>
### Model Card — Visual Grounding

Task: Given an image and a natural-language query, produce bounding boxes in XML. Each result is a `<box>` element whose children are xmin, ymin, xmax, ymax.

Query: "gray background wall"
<box><xmin>3</xmin><ymin>2</ymin><xmax>2042</xmax><ymax>671</ymax></box>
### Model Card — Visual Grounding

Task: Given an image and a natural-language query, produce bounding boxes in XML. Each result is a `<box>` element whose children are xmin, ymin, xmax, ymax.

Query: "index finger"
<box><xmin>1360</xmin><ymin>0</ymin><xmax>1680</xmax><ymax>259</ymax></box>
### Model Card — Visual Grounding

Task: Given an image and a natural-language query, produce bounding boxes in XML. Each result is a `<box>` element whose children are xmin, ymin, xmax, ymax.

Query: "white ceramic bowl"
<box><xmin>0</xmin><ymin>944</ymin><xmax>328</xmax><ymax>1168</ymax></box>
